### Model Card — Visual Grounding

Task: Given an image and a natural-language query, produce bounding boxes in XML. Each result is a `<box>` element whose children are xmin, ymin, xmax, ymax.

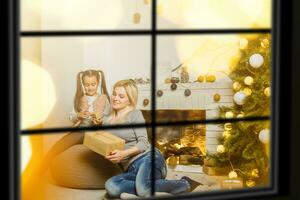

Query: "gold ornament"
<box><xmin>228</xmin><ymin>171</ymin><xmax>238</xmax><ymax>179</ymax></box>
<box><xmin>165</xmin><ymin>78</ymin><xmax>171</xmax><ymax>83</ymax></box>
<box><xmin>251</xmin><ymin>169</ymin><xmax>259</xmax><ymax>178</ymax></box>
<box><xmin>213</xmin><ymin>93</ymin><xmax>221</xmax><ymax>102</ymax></box>
<box><xmin>216</xmin><ymin>145</ymin><xmax>225</xmax><ymax>153</ymax></box>
<box><xmin>261</xmin><ymin>38</ymin><xmax>270</xmax><ymax>48</ymax></box>
<box><xmin>246</xmin><ymin>179</ymin><xmax>256</xmax><ymax>187</ymax></box>
<box><xmin>133</xmin><ymin>12</ymin><xmax>141</xmax><ymax>24</ymax></box>
<box><xmin>264</xmin><ymin>87</ymin><xmax>271</xmax><ymax>97</ymax></box>
<box><xmin>197</xmin><ymin>75</ymin><xmax>204</xmax><ymax>82</ymax></box>
<box><xmin>237</xmin><ymin>113</ymin><xmax>244</xmax><ymax>118</ymax></box>
<box><xmin>144</xmin><ymin>0</ymin><xmax>150</xmax><ymax>5</ymax></box>
<box><xmin>94</xmin><ymin>112</ymin><xmax>101</xmax><ymax>121</ymax></box>
<box><xmin>233</xmin><ymin>81</ymin><xmax>241</xmax><ymax>91</ymax></box>
<box><xmin>243</xmin><ymin>87</ymin><xmax>252</xmax><ymax>96</ymax></box>
<box><xmin>239</xmin><ymin>38</ymin><xmax>248</xmax><ymax>49</ymax></box>
<box><xmin>225</xmin><ymin>111</ymin><xmax>234</xmax><ymax>119</ymax></box>
<box><xmin>224</xmin><ymin>123</ymin><xmax>232</xmax><ymax>131</ymax></box>
<box><xmin>223</xmin><ymin>131</ymin><xmax>230</xmax><ymax>139</ymax></box>
<box><xmin>206</xmin><ymin>75</ymin><xmax>216</xmax><ymax>82</ymax></box>
<box><xmin>244</xmin><ymin>76</ymin><xmax>254</xmax><ymax>86</ymax></box>
<box><xmin>166</xmin><ymin>155</ymin><xmax>178</xmax><ymax>168</ymax></box>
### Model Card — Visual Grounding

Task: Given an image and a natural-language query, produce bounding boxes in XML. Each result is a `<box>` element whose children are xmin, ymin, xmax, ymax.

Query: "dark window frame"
<box><xmin>9</xmin><ymin>0</ymin><xmax>281</xmax><ymax>199</ymax></box>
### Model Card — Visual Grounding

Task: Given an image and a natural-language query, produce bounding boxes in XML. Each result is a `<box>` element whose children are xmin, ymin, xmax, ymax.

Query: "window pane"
<box><xmin>21</xmin><ymin>128</ymin><xmax>154</xmax><ymax>200</ymax></box>
<box><xmin>21</xmin><ymin>36</ymin><xmax>151</xmax><ymax>131</ymax></box>
<box><xmin>21</xmin><ymin>0</ymin><xmax>151</xmax><ymax>31</ymax></box>
<box><xmin>154</xmin><ymin>120</ymin><xmax>271</xmax><ymax>197</ymax></box>
<box><xmin>157</xmin><ymin>0</ymin><xmax>271</xmax><ymax>29</ymax></box>
<box><xmin>156</xmin><ymin>34</ymin><xmax>271</xmax><ymax>123</ymax></box>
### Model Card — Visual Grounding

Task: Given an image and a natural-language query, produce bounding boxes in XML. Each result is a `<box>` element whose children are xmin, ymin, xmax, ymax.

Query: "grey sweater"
<box><xmin>103</xmin><ymin>109</ymin><xmax>151</xmax><ymax>171</ymax></box>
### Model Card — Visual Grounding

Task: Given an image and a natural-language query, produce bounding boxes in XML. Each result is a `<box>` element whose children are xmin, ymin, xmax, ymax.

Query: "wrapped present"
<box><xmin>83</xmin><ymin>131</ymin><xmax>125</xmax><ymax>157</ymax></box>
<box><xmin>221</xmin><ymin>178</ymin><xmax>244</xmax><ymax>190</ymax></box>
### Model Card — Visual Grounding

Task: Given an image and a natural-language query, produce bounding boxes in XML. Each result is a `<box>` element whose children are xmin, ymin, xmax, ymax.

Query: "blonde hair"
<box><xmin>74</xmin><ymin>69</ymin><xmax>109</xmax><ymax>112</ymax></box>
<box><xmin>111</xmin><ymin>79</ymin><xmax>138</xmax><ymax>115</ymax></box>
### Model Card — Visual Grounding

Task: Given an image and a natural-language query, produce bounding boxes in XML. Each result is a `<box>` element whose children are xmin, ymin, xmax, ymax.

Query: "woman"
<box><xmin>103</xmin><ymin>79</ymin><xmax>202</xmax><ymax>198</ymax></box>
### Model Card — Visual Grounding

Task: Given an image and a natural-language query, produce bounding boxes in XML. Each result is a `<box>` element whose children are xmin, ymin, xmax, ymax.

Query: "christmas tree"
<box><xmin>206</xmin><ymin>34</ymin><xmax>271</xmax><ymax>187</ymax></box>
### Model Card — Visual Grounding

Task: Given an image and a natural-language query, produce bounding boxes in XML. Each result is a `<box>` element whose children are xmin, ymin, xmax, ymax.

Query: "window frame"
<box><xmin>9</xmin><ymin>0</ymin><xmax>281</xmax><ymax>199</ymax></box>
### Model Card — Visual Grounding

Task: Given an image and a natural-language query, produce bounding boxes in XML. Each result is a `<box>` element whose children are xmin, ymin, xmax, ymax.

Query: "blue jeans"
<box><xmin>105</xmin><ymin>149</ymin><xmax>190</xmax><ymax>198</ymax></box>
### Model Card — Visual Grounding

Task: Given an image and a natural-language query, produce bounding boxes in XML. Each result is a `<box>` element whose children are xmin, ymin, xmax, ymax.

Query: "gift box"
<box><xmin>83</xmin><ymin>131</ymin><xmax>125</xmax><ymax>157</ymax></box>
<box><xmin>220</xmin><ymin>178</ymin><xmax>244</xmax><ymax>190</ymax></box>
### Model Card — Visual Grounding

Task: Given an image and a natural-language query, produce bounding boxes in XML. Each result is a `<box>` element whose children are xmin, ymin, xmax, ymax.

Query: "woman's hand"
<box><xmin>105</xmin><ymin>150</ymin><xmax>127</xmax><ymax>164</ymax></box>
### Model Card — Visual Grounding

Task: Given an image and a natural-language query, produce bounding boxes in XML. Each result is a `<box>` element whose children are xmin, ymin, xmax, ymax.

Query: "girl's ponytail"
<box><xmin>74</xmin><ymin>71</ymin><xmax>84</xmax><ymax>112</ymax></box>
<box><xmin>99</xmin><ymin>70</ymin><xmax>110</xmax><ymax>102</ymax></box>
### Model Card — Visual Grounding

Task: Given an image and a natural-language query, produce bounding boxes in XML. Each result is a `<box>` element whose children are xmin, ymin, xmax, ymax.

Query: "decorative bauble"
<box><xmin>171</xmin><ymin>77</ymin><xmax>180</xmax><ymax>83</ymax></box>
<box><xmin>225</xmin><ymin>111</ymin><xmax>234</xmax><ymax>119</ymax></box>
<box><xmin>216</xmin><ymin>145</ymin><xmax>225</xmax><ymax>153</ymax></box>
<box><xmin>251</xmin><ymin>169</ymin><xmax>259</xmax><ymax>178</ymax></box>
<box><xmin>143</xmin><ymin>98</ymin><xmax>149</xmax><ymax>106</ymax></box>
<box><xmin>259</xmin><ymin>129</ymin><xmax>270</xmax><ymax>144</ymax></box>
<box><xmin>197</xmin><ymin>75</ymin><xmax>204</xmax><ymax>82</ymax></box>
<box><xmin>166</xmin><ymin>155</ymin><xmax>178</xmax><ymax>168</ymax></box>
<box><xmin>246</xmin><ymin>179</ymin><xmax>256</xmax><ymax>187</ymax></box>
<box><xmin>233</xmin><ymin>81</ymin><xmax>242</xmax><ymax>91</ymax></box>
<box><xmin>233</xmin><ymin>91</ymin><xmax>247</xmax><ymax>105</ymax></box>
<box><xmin>243</xmin><ymin>87</ymin><xmax>252</xmax><ymax>96</ymax></box>
<box><xmin>133</xmin><ymin>12</ymin><xmax>141</xmax><ymax>24</ymax></box>
<box><xmin>157</xmin><ymin>90</ymin><xmax>163</xmax><ymax>97</ymax></box>
<box><xmin>165</xmin><ymin>78</ymin><xmax>171</xmax><ymax>84</ymax></box>
<box><xmin>180</xmin><ymin>66</ymin><xmax>189</xmax><ymax>83</ymax></box>
<box><xmin>206</xmin><ymin>75</ymin><xmax>216</xmax><ymax>82</ymax></box>
<box><xmin>213</xmin><ymin>93</ymin><xmax>221</xmax><ymax>102</ymax></box>
<box><xmin>261</xmin><ymin>38</ymin><xmax>270</xmax><ymax>48</ymax></box>
<box><xmin>184</xmin><ymin>89</ymin><xmax>191</xmax><ymax>97</ymax></box>
<box><xmin>244</xmin><ymin>76</ymin><xmax>254</xmax><ymax>86</ymax></box>
<box><xmin>224</xmin><ymin>123</ymin><xmax>232</xmax><ymax>131</ymax></box>
<box><xmin>239</xmin><ymin>38</ymin><xmax>248</xmax><ymax>49</ymax></box>
<box><xmin>144</xmin><ymin>0</ymin><xmax>150</xmax><ymax>5</ymax></box>
<box><xmin>170</xmin><ymin>83</ymin><xmax>177</xmax><ymax>90</ymax></box>
<box><xmin>223</xmin><ymin>131</ymin><xmax>230</xmax><ymax>139</ymax></box>
<box><xmin>249</xmin><ymin>53</ymin><xmax>264</xmax><ymax>68</ymax></box>
<box><xmin>264</xmin><ymin>87</ymin><xmax>271</xmax><ymax>97</ymax></box>
<box><xmin>237</xmin><ymin>113</ymin><xmax>244</xmax><ymax>118</ymax></box>
<box><xmin>228</xmin><ymin>171</ymin><xmax>238</xmax><ymax>179</ymax></box>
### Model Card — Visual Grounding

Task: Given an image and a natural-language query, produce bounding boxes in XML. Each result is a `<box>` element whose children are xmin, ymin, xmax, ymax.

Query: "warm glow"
<box><xmin>42</xmin><ymin>0</ymin><xmax>123</xmax><ymax>29</ymax></box>
<box><xmin>158</xmin><ymin>0</ymin><xmax>271</xmax><ymax>29</ymax></box>
<box><xmin>21</xmin><ymin>60</ymin><xmax>56</xmax><ymax>129</ymax></box>
<box><xmin>175</xmin><ymin>35</ymin><xmax>240</xmax><ymax>75</ymax></box>
<box><xmin>21</xmin><ymin>136</ymin><xmax>32</xmax><ymax>172</ymax></box>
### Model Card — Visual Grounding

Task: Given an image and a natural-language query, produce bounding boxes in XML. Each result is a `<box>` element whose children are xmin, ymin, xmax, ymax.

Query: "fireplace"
<box><xmin>141</xmin><ymin>109</ymin><xmax>206</xmax><ymax>166</ymax></box>
<box><xmin>137</xmin><ymin>80</ymin><xmax>234</xmax><ymax>165</ymax></box>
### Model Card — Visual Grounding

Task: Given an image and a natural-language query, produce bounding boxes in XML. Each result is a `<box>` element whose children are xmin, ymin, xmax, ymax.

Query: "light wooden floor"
<box><xmin>40</xmin><ymin>165</ymin><xmax>231</xmax><ymax>200</ymax></box>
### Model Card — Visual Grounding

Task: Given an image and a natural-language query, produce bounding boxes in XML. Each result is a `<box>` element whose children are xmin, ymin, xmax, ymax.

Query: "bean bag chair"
<box><xmin>50</xmin><ymin>145</ymin><xmax>122</xmax><ymax>189</ymax></box>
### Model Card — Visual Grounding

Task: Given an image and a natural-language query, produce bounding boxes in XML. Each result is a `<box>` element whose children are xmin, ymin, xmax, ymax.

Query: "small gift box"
<box><xmin>83</xmin><ymin>131</ymin><xmax>125</xmax><ymax>157</ymax></box>
<box><xmin>221</xmin><ymin>178</ymin><xmax>244</xmax><ymax>190</ymax></box>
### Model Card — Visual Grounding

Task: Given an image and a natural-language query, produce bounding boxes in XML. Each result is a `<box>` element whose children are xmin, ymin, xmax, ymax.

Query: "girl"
<box><xmin>28</xmin><ymin>69</ymin><xmax>110</xmax><ymax>180</ymax></box>
<box><xmin>70</xmin><ymin>69</ymin><xmax>110</xmax><ymax>127</ymax></box>
<box><xmin>103</xmin><ymin>79</ymin><xmax>202</xmax><ymax>198</ymax></box>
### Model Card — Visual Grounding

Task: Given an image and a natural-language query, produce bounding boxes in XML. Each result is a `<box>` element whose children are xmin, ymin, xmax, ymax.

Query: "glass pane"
<box><xmin>21</xmin><ymin>128</ymin><xmax>154</xmax><ymax>199</ymax></box>
<box><xmin>156</xmin><ymin>33</ymin><xmax>271</xmax><ymax>123</ymax></box>
<box><xmin>21</xmin><ymin>36</ymin><xmax>151</xmax><ymax>131</ymax></box>
<box><xmin>154</xmin><ymin>120</ymin><xmax>271</xmax><ymax>197</ymax></box>
<box><xmin>157</xmin><ymin>0</ymin><xmax>271</xmax><ymax>29</ymax></box>
<box><xmin>21</xmin><ymin>0</ymin><xmax>151</xmax><ymax>31</ymax></box>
